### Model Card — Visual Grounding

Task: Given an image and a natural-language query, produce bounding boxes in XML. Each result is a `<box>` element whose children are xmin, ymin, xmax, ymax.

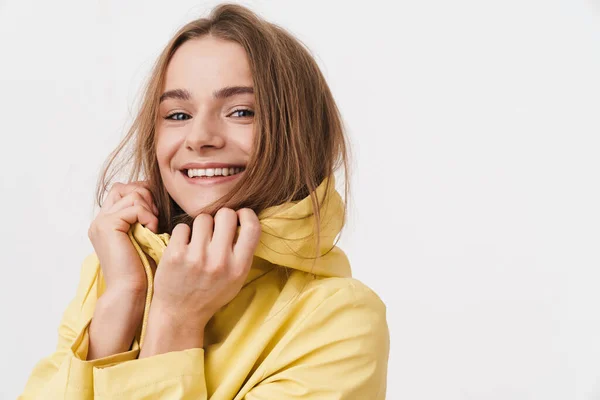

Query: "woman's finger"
<box><xmin>188</xmin><ymin>214</ymin><xmax>214</xmax><ymax>260</ymax></box>
<box><xmin>109</xmin><ymin>200</ymin><xmax>159</xmax><ymax>233</ymax></box>
<box><xmin>211</xmin><ymin>208</ymin><xmax>238</xmax><ymax>254</ymax></box>
<box><xmin>106</xmin><ymin>191</ymin><xmax>152</xmax><ymax>215</ymax></box>
<box><xmin>103</xmin><ymin>182</ymin><xmax>158</xmax><ymax>215</ymax></box>
<box><xmin>165</xmin><ymin>223</ymin><xmax>191</xmax><ymax>260</ymax></box>
<box><xmin>132</xmin><ymin>200</ymin><xmax>159</xmax><ymax>233</ymax></box>
<box><xmin>232</xmin><ymin>208</ymin><xmax>261</xmax><ymax>269</ymax></box>
<box><xmin>131</xmin><ymin>181</ymin><xmax>159</xmax><ymax>213</ymax></box>
<box><xmin>102</xmin><ymin>182</ymin><xmax>126</xmax><ymax>211</ymax></box>
<box><xmin>169</xmin><ymin>223</ymin><xmax>192</xmax><ymax>249</ymax></box>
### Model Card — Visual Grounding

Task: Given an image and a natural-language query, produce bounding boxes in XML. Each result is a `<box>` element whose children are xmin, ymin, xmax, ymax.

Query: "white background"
<box><xmin>1</xmin><ymin>0</ymin><xmax>599</xmax><ymax>399</ymax></box>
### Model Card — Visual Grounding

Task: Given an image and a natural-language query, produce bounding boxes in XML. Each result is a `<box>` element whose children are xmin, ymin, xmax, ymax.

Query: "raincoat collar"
<box><xmin>128</xmin><ymin>175</ymin><xmax>352</xmax><ymax>283</ymax></box>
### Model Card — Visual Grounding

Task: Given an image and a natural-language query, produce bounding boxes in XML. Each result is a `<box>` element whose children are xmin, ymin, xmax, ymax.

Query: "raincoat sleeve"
<box><xmin>244</xmin><ymin>284</ymin><xmax>390</xmax><ymax>400</ymax></box>
<box><xmin>17</xmin><ymin>253</ymin><xmax>139</xmax><ymax>398</ymax></box>
<box><xmin>18</xmin><ymin>252</ymin><xmax>209</xmax><ymax>399</ymax></box>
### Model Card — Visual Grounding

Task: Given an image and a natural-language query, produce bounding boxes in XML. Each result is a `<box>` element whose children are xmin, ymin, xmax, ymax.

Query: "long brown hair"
<box><xmin>94</xmin><ymin>3</ymin><xmax>352</xmax><ymax>253</ymax></box>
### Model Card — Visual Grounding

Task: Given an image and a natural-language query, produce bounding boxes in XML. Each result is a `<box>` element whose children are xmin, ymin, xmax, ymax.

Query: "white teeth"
<box><xmin>186</xmin><ymin>167</ymin><xmax>245</xmax><ymax>178</ymax></box>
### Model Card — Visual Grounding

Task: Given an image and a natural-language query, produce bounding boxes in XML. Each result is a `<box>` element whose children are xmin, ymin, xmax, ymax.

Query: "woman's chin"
<box><xmin>183</xmin><ymin>198</ymin><xmax>221</xmax><ymax>217</ymax></box>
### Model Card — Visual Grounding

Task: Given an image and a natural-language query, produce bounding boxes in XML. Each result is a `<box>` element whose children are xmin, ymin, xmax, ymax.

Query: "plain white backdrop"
<box><xmin>1</xmin><ymin>0</ymin><xmax>600</xmax><ymax>398</ymax></box>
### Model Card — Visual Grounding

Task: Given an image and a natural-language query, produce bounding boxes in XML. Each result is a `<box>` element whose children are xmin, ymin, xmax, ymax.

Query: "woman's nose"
<box><xmin>184</xmin><ymin>115</ymin><xmax>225</xmax><ymax>151</ymax></box>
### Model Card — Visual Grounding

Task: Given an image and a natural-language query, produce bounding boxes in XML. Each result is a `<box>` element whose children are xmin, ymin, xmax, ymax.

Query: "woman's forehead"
<box><xmin>164</xmin><ymin>37</ymin><xmax>253</xmax><ymax>95</ymax></box>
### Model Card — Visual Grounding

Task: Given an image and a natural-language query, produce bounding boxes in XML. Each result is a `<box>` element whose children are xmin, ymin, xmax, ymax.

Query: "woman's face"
<box><xmin>156</xmin><ymin>36</ymin><xmax>255</xmax><ymax>217</ymax></box>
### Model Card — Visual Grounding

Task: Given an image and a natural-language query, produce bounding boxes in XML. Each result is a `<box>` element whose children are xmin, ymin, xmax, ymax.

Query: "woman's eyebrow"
<box><xmin>213</xmin><ymin>85</ymin><xmax>254</xmax><ymax>99</ymax></box>
<box><xmin>159</xmin><ymin>88</ymin><xmax>190</xmax><ymax>103</ymax></box>
<box><xmin>159</xmin><ymin>86</ymin><xmax>254</xmax><ymax>104</ymax></box>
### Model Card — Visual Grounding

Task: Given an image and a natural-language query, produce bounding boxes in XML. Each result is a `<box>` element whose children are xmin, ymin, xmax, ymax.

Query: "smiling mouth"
<box><xmin>182</xmin><ymin>166</ymin><xmax>246</xmax><ymax>179</ymax></box>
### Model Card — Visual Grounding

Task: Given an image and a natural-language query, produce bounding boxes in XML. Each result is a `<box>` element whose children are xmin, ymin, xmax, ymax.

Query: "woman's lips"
<box><xmin>179</xmin><ymin>169</ymin><xmax>244</xmax><ymax>185</ymax></box>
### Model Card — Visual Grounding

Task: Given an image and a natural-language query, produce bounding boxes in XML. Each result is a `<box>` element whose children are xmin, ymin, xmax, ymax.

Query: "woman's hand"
<box><xmin>139</xmin><ymin>208</ymin><xmax>261</xmax><ymax>357</ymax></box>
<box><xmin>88</xmin><ymin>180</ymin><xmax>159</xmax><ymax>295</ymax></box>
<box><xmin>87</xmin><ymin>180</ymin><xmax>160</xmax><ymax>360</ymax></box>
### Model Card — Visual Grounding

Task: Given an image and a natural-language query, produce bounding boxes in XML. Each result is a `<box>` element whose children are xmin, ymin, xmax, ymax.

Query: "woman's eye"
<box><xmin>230</xmin><ymin>109</ymin><xmax>255</xmax><ymax>118</ymax></box>
<box><xmin>164</xmin><ymin>112</ymin><xmax>191</xmax><ymax>121</ymax></box>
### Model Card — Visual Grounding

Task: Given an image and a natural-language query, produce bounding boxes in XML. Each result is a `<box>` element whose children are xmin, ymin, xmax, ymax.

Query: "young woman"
<box><xmin>19</xmin><ymin>3</ymin><xmax>389</xmax><ymax>399</ymax></box>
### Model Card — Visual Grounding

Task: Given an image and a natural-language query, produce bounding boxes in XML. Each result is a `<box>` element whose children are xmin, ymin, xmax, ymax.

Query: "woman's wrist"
<box><xmin>138</xmin><ymin>301</ymin><xmax>206</xmax><ymax>359</ymax></box>
<box><xmin>87</xmin><ymin>289</ymin><xmax>146</xmax><ymax>360</ymax></box>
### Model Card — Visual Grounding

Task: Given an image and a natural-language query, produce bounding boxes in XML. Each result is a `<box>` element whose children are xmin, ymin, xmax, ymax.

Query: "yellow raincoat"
<box><xmin>19</xmin><ymin>177</ymin><xmax>389</xmax><ymax>399</ymax></box>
